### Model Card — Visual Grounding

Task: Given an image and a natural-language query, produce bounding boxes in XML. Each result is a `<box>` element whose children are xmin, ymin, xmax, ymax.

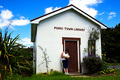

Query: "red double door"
<box><xmin>65</xmin><ymin>41</ymin><xmax>78</xmax><ymax>72</ymax></box>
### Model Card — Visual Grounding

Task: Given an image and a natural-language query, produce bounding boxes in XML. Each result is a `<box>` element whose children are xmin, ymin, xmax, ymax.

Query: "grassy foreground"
<box><xmin>5</xmin><ymin>69</ymin><xmax>120</xmax><ymax>80</ymax></box>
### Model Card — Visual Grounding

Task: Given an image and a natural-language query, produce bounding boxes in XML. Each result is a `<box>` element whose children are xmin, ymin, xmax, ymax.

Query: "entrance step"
<box><xmin>69</xmin><ymin>72</ymin><xmax>89</xmax><ymax>77</ymax></box>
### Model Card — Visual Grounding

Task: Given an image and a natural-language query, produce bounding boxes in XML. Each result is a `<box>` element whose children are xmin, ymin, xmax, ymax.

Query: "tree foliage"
<box><xmin>0</xmin><ymin>27</ymin><xmax>33</xmax><ymax>79</ymax></box>
<box><xmin>101</xmin><ymin>23</ymin><xmax>120</xmax><ymax>63</ymax></box>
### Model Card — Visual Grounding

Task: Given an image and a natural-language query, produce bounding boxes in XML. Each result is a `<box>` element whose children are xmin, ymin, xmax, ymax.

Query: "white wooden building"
<box><xmin>31</xmin><ymin>4</ymin><xmax>107</xmax><ymax>73</ymax></box>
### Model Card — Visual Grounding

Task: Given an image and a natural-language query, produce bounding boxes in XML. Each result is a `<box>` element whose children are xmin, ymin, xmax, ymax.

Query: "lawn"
<box><xmin>107</xmin><ymin>63</ymin><xmax>120</xmax><ymax>66</ymax></box>
<box><xmin>5</xmin><ymin>69</ymin><xmax>120</xmax><ymax>80</ymax></box>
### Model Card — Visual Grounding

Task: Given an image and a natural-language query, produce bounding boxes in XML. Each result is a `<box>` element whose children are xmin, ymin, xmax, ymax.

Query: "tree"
<box><xmin>101</xmin><ymin>23</ymin><xmax>120</xmax><ymax>63</ymax></box>
<box><xmin>38</xmin><ymin>45</ymin><xmax>51</xmax><ymax>73</ymax></box>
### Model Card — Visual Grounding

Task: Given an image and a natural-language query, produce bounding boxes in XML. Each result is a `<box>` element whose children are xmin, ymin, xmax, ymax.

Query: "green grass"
<box><xmin>5</xmin><ymin>70</ymin><xmax>120</xmax><ymax>80</ymax></box>
<box><xmin>107</xmin><ymin>63</ymin><xmax>120</xmax><ymax>66</ymax></box>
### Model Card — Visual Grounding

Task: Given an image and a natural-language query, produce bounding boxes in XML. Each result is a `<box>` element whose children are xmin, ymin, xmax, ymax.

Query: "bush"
<box><xmin>0</xmin><ymin>27</ymin><xmax>33</xmax><ymax>79</ymax></box>
<box><xmin>82</xmin><ymin>55</ymin><xmax>105</xmax><ymax>74</ymax></box>
<box><xmin>98</xmin><ymin>69</ymin><xmax>115</xmax><ymax>74</ymax></box>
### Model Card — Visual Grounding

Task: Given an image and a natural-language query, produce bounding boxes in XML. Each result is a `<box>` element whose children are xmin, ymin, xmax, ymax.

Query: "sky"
<box><xmin>0</xmin><ymin>0</ymin><xmax>120</xmax><ymax>47</ymax></box>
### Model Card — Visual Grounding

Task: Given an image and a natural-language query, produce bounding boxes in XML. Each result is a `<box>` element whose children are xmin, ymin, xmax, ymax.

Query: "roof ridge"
<box><xmin>30</xmin><ymin>4</ymin><xmax>107</xmax><ymax>27</ymax></box>
<box><xmin>30</xmin><ymin>5</ymin><xmax>73</xmax><ymax>22</ymax></box>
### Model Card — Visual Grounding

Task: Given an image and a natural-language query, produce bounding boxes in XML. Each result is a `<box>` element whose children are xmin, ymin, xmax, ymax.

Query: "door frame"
<box><xmin>62</xmin><ymin>37</ymin><xmax>81</xmax><ymax>72</ymax></box>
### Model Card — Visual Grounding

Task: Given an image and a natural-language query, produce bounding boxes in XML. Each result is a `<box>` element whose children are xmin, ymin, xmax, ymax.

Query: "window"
<box><xmin>88</xmin><ymin>40</ymin><xmax>96</xmax><ymax>55</ymax></box>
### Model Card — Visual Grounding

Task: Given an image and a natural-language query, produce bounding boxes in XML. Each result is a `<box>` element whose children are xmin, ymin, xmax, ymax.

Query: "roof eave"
<box><xmin>71</xmin><ymin>6</ymin><xmax>107</xmax><ymax>28</ymax></box>
<box><xmin>100</xmin><ymin>25</ymin><xmax>107</xmax><ymax>29</ymax></box>
<box><xmin>31</xmin><ymin>6</ymin><xmax>72</xmax><ymax>24</ymax></box>
<box><xmin>31</xmin><ymin>4</ymin><xmax>107</xmax><ymax>28</ymax></box>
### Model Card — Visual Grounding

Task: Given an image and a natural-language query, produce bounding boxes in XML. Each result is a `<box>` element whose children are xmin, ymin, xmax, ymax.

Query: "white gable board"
<box><xmin>31</xmin><ymin>5</ymin><xmax>107</xmax><ymax>73</ymax></box>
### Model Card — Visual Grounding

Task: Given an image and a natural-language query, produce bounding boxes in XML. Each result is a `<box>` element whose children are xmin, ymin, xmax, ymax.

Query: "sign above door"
<box><xmin>54</xmin><ymin>27</ymin><xmax>85</xmax><ymax>31</ymax></box>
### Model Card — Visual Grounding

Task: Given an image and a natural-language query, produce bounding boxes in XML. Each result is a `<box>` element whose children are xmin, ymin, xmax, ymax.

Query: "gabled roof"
<box><xmin>31</xmin><ymin>4</ymin><xmax>107</xmax><ymax>29</ymax></box>
<box><xmin>31</xmin><ymin>4</ymin><xmax>107</xmax><ymax>42</ymax></box>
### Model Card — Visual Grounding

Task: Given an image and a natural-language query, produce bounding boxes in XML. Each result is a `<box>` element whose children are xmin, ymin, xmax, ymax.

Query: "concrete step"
<box><xmin>68</xmin><ymin>72</ymin><xmax>89</xmax><ymax>77</ymax></box>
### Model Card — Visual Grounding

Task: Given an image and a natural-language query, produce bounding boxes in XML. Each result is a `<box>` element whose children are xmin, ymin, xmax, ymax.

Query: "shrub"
<box><xmin>0</xmin><ymin>25</ymin><xmax>33</xmax><ymax>79</ymax></box>
<box><xmin>82</xmin><ymin>55</ymin><xmax>105</xmax><ymax>74</ymax></box>
<box><xmin>98</xmin><ymin>69</ymin><xmax>115</xmax><ymax>74</ymax></box>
